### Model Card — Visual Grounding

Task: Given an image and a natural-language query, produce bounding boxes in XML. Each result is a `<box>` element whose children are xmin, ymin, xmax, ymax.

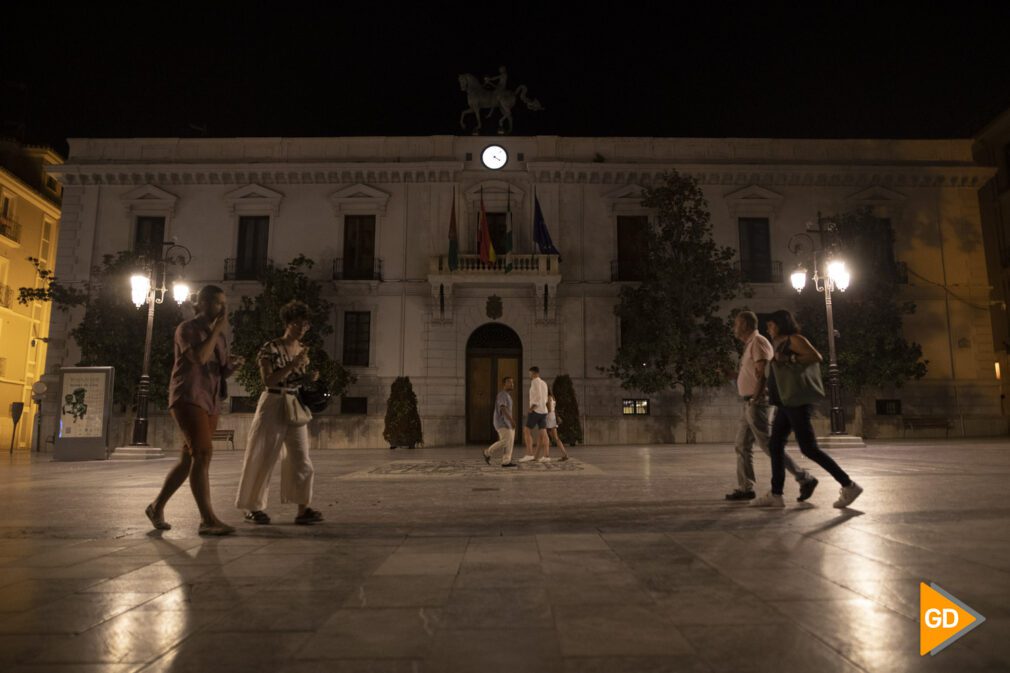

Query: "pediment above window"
<box><xmin>329</xmin><ymin>183</ymin><xmax>390</xmax><ymax>214</ymax></box>
<box><xmin>845</xmin><ymin>185</ymin><xmax>907</xmax><ymax>206</ymax></box>
<box><xmin>723</xmin><ymin>184</ymin><xmax>784</xmax><ymax>217</ymax></box>
<box><xmin>603</xmin><ymin>183</ymin><xmax>647</xmax><ymax>214</ymax></box>
<box><xmin>224</xmin><ymin>183</ymin><xmax>284</xmax><ymax>216</ymax></box>
<box><xmin>120</xmin><ymin>184</ymin><xmax>178</xmax><ymax>216</ymax></box>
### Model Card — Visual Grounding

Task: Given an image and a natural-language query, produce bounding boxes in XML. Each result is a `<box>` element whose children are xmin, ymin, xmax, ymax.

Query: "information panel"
<box><xmin>53</xmin><ymin>367</ymin><xmax>115</xmax><ymax>461</ymax></box>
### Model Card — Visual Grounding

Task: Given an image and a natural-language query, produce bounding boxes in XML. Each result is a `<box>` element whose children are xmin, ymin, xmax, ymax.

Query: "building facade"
<box><xmin>0</xmin><ymin>140</ymin><xmax>62</xmax><ymax>451</ymax></box>
<box><xmin>41</xmin><ymin>136</ymin><xmax>1003</xmax><ymax>450</ymax></box>
<box><xmin>974</xmin><ymin>108</ymin><xmax>1010</xmax><ymax>408</ymax></box>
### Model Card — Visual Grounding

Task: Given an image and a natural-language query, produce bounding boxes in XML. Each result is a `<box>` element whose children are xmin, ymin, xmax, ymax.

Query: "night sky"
<box><xmin>4</xmin><ymin>2</ymin><xmax>1010</xmax><ymax>155</ymax></box>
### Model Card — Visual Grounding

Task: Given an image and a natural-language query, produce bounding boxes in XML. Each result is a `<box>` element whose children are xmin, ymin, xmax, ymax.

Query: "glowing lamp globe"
<box><xmin>130</xmin><ymin>274</ymin><xmax>151</xmax><ymax>307</ymax></box>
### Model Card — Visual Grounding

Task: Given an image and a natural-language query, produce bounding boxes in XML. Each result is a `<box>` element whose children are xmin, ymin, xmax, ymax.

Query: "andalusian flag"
<box><xmin>478</xmin><ymin>190</ymin><xmax>497</xmax><ymax>265</ymax></box>
<box><xmin>447</xmin><ymin>187</ymin><xmax>459</xmax><ymax>271</ymax></box>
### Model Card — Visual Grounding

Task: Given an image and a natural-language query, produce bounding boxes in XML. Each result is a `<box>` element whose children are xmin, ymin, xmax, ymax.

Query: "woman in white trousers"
<box><xmin>236</xmin><ymin>300</ymin><xmax>323</xmax><ymax>525</ymax></box>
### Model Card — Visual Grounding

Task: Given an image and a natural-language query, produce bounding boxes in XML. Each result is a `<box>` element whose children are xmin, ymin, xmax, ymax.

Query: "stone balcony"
<box><xmin>427</xmin><ymin>253</ymin><xmax>561</xmax><ymax>323</ymax></box>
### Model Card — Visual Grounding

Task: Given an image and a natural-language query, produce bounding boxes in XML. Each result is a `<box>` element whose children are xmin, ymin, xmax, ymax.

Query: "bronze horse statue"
<box><xmin>458</xmin><ymin>73</ymin><xmax>543</xmax><ymax>135</ymax></box>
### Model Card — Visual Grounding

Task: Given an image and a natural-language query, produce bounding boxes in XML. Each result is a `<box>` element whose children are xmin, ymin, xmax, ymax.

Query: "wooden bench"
<box><xmin>901</xmin><ymin>417</ymin><xmax>952</xmax><ymax>438</ymax></box>
<box><xmin>211</xmin><ymin>429</ymin><xmax>236</xmax><ymax>451</ymax></box>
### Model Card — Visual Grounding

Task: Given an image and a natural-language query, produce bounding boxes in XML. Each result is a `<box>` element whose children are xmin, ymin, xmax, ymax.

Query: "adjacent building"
<box><xmin>0</xmin><ymin>140</ymin><xmax>62</xmax><ymax>451</ymax></box>
<box><xmin>41</xmin><ymin>135</ymin><xmax>1003</xmax><ymax>449</ymax></box>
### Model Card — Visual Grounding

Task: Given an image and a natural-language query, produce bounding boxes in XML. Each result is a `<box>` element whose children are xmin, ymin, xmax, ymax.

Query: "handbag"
<box><xmin>298</xmin><ymin>382</ymin><xmax>332</xmax><ymax>413</ymax></box>
<box><xmin>771</xmin><ymin>359</ymin><xmax>826</xmax><ymax>407</ymax></box>
<box><xmin>283</xmin><ymin>391</ymin><xmax>313</xmax><ymax>426</ymax></box>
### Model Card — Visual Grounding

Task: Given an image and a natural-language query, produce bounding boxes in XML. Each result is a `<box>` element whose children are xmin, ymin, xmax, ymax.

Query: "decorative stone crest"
<box><xmin>486</xmin><ymin>295</ymin><xmax>503</xmax><ymax>320</ymax></box>
<box><xmin>458</xmin><ymin>66</ymin><xmax>544</xmax><ymax>135</ymax></box>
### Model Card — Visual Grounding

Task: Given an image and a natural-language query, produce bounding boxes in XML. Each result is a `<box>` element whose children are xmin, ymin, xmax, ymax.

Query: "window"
<box><xmin>622</xmin><ymin>399</ymin><xmax>650</xmax><ymax>415</ymax></box>
<box><xmin>0</xmin><ymin>256</ymin><xmax>10</xmax><ymax>309</ymax></box>
<box><xmin>616</xmin><ymin>215</ymin><xmax>649</xmax><ymax>281</ymax></box>
<box><xmin>236</xmin><ymin>215</ymin><xmax>270</xmax><ymax>279</ymax></box>
<box><xmin>485</xmin><ymin>212</ymin><xmax>508</xmax><ymax>254</ymax></box>
<box><xmin>343</xmin><ymin>215</ymin><xmax>376</xmax><ymax>279</ymax></box>
<box><xmin>876</xmin><ymin>399</ymin><xmax>902</xmax><ymax>416</ymax></box>
<box><xmin>134</xmin><ymin>216</ymin><xmax>165</xmax><ymax>258</ymax></box>
<box><xmin>342</xmin><ymin>311</ymin><xmax>371</xmax><ymax>366</ymax></box>
<box><xmin>46</xmin><ymin>176</ymin><xmax>58</xmax><ymax>192</ymax></box>
<box><xmin>738</xmin><ymin>217</ymin><xmax>772</xmax><ymax>282</ymax></box>
<box><xmin>1</xmin><ymin>194</ymin><xmax>13</xmax><ymax>218</ymax></box>
<box><xmin>340</xmin><ymin>396</ymin><xmax>368</xmax><ymax>414</ymax></box>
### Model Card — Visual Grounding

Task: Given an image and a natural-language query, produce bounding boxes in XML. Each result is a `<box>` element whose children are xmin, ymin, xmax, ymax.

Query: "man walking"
<box><xmin>483</xmin><ymin>376</ymin><xmax>517</xmax><ymax>467</ymax></box>
<box><xmin>518</xmin><ymin>366</ymin><xmax>549</xmax><ymax>463</ymax></box>
<box><xmin>727</xmin><ymin>311</ymin><xmax>818</xmax><ymax>502</ymax></box>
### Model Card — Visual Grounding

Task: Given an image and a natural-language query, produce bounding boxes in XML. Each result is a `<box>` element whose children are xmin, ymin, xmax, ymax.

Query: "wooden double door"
<box><xmin>466</xmin><ymin>324</ymin><xmax>522</xmax><ymax>444</ymax></box>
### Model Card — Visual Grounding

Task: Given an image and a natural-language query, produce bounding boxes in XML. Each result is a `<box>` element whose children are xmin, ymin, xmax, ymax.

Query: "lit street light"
<box><xmin>788</xmin><ymin>231</ymin><xmax>851</xmax><ymax>435</ymax></box>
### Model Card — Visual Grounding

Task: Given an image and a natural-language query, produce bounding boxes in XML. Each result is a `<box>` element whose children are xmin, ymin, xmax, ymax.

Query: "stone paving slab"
<box><xmin>0</xmin><ymin>440</ymin><xmax>1008</xmax><ymax>672</ymax></box>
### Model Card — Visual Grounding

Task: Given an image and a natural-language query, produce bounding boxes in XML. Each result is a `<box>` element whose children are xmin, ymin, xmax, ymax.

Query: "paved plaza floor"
<box><xmin>1</xmin><ymin>440</ymin><xmax>1009</xmax><ymax>672</ymax></box>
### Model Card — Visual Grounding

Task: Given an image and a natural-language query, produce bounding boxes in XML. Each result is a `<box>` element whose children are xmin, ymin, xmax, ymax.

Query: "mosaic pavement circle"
<box><xmin>341</xmin><ymin>457</ymin><xmax>603</xmax><ymax>479</ymax></box>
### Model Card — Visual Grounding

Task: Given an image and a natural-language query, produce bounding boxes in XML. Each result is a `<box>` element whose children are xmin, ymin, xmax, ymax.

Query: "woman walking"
<box><xmin>147</xmin><ymin>285</ymin><xmax>243</xmax><ymax>536</ymax></box>
<box><xmin>235</xmin><ymin>300</ymin><xmax>323</xmax><ymax>525</ymax></box>
<box><xmin>753</xmin><ymin>310</ymin><xmax>863</xmax><ymax>509</ymax></box>
<box><xmin>541</xmin><ymin>391</ymin><xmax>569</xmax><ymax>462</ymax></box>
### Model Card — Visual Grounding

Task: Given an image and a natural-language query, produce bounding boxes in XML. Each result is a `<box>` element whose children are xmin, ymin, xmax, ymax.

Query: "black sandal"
<box><xmin>295</xmin><ymin>507</ymin><xmax>324</xmax><ymax>525</ymax></box>
<box><xmin>244</xmin><ymin>510</ymin><xmax>271</xmax><ymax>525</ymax></box>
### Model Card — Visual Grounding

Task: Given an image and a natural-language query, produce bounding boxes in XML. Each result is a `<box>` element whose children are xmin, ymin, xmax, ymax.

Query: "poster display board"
<box><xmin>53</xmin><ymin>367</ymin><xmax>115</xmax><ymax>461</ymax></box>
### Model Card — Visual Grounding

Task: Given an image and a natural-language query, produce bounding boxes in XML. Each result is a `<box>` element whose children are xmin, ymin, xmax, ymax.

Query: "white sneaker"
<box><xmin>751</xmin><ymin>492</ymin><xmax>785</xmax><ymax>508</ymax></box>
<box><xmin>517</xmin><ymin>455</ymin><xmax>535</xmax><ymax>463</ymax></box>
<box><xmin>538</xmin><ymin>457</ymin><xmax>551</xmax><ymax>463</ymax></box>
<box><xmin>833</xmin><ymin>482</ymin><xmax>864</xmax><ymax>509</ymax></box>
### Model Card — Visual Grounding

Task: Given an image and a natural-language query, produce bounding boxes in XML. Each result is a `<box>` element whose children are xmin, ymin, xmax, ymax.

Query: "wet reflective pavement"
<box><xmin>1</xmin><ymin>440</ymin><xmax>1008</xmax><ymax>672</ymax></box>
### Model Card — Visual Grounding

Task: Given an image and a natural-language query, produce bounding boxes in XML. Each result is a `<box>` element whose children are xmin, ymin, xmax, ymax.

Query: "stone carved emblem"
<box><xmin>486</xmin><ymin>295</ymin><xmax>503</xmax><ymax>320</ymax></box>
<box><xmin>458</xmin><ymin>66</ymin><xmax>544</xmax><ymax>135</ymax></box>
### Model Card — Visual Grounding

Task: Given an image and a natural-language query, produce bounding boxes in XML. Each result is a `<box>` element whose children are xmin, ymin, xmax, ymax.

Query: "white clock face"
<box><xmin>481</xmin><ymin>145</ymin><xmax>508</xmax><ymax>170</ymax></box>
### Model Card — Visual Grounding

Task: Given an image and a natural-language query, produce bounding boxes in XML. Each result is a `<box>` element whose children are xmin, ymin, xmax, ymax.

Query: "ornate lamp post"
<box><xmin>788</xmin><ymin>232</ymin><xmax>851</xmax><ymax>435</ymax></box>
<box><xmin>128</xmin><ymin>243</ymin><xmax>192</xmax><ymax>447</ymax></box>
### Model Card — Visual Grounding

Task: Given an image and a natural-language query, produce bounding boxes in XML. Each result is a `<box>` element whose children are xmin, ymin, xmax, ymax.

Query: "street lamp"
<box><xmin>128</xmin><ymin>243</ymin><xmax>192</xmax><ymax>447</ymax></box>
<box><xmin>788</xmin><ymin>233</ymin><xmax>851</xmax><ymax>435</ymax></box>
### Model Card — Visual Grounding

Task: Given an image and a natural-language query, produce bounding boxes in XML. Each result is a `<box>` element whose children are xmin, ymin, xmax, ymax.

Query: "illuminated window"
<box><xmin>622</xmin><ymin>399</ymin><xmax>649</xmax><ymax>415</ymax></box>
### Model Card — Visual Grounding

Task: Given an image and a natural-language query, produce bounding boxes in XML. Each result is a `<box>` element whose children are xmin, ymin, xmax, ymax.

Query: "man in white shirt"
<box><xmin>518</xmin><ymin>366</ymin><xmax>549</xmax><ymax>463</ymax></box>
<box><xmin>728</xmin><ymin>311</ymin><xmax>818</xmax><ymax>501</ymax></box>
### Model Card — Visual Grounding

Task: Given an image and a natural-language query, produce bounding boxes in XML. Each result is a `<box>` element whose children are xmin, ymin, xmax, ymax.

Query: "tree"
<box><xmin>601</xmin><ymin>171</ymin><xmax>744</xmax><ymax>443</ymax></box>
<box><xmin>383</xmin><ymin>377</ymin><xmax>423</xmax><ymax>448</ymax></box>
<box><xmin>230</xmin><ymin>255</ymin><xmax>354</xmax><ymax>400</ymax></box>
<box><xmin>794</xmin><ymin>209</ymin><xmax>927</xmax><ymax>393</ymax></box>
<box><xmin>19</xmin><ymin>251</ymin><xmax>181</xmax><ymax>409</ymax></box>
<box><xmin>551</xmin><ymin>374</ymin><xmax>583</xmax><ymax>446</ymax></box>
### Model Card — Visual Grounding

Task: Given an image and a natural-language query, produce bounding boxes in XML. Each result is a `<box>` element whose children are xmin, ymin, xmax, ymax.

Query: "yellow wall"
<box><xmin>0</xmin><ymin>168</ymin><xmax>59</xmax><ymax>451</ymax></box>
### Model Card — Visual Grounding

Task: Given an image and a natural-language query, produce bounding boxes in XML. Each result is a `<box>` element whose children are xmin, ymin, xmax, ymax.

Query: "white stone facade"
<box><xmin>42</xmin><ymin>136</ymin><xmax>1004</xmax><ymax>448</ymax></box>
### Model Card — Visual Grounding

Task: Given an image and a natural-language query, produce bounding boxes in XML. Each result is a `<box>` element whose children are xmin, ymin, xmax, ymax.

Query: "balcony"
<box><xmin>736</xmin><ymin>260</ymin><xmax>783</xmax><ymax>284</ymax></box>
<box><xmin>430</xmin><ymin>253</ymin><xmax>560</xmax><ymax>276</ymax></box>
<box><xmin>333</xmin><ymin>258</ymin><xmax>383</xmax><ymax>281</ymax></box>
<box><xmin>0</xmin><ymin>284</ymin><xmax>12</xmax><ymax>309</ymax></box>
<box><xmin>224</xmin><ymin>258</ymin><xmax>272</xmax><ymax>281</ymax></box>
<box><xmin>0</xmin><ymin>215</ymin><xmax>21</xmax><ymax>244</ymax></box>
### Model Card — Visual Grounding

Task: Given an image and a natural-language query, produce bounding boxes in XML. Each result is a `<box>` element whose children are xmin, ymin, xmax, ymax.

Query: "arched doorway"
<box><xmin>466</xmin><ymin>323</ymin><xmax>522</xmax><ymax>444</ymax></box>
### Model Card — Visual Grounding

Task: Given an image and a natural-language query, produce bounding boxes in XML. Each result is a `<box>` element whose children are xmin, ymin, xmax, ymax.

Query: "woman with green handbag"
<box><xmin>752</xmin><ymin>310</ymin><xmax>863</xmax><ymax>509</ymax></box>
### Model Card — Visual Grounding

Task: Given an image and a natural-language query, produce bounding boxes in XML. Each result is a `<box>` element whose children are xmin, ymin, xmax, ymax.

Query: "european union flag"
<box><xmin>533</xmin><ymin>194</ymin><xmax>561</xmax><ymax>258</ymax></box>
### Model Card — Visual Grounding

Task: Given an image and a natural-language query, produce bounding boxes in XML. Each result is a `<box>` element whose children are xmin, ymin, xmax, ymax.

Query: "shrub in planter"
<box><xmin>552</xmin><ymin>374</ymin><xmax>583</xmax><ymax>446</ymax></box>
<box><xmin>383</xmin><ymin>376</ymin><xmax>423</xmax><ymax>449</ymax></box>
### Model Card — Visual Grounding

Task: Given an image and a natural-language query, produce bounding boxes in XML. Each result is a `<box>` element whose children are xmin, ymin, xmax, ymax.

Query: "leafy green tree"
<box><xmin>551</xmin><ymin>374</ymin><xmax>583</xmax><ymax>445</ymax></box>
<box><xmin>794</xmin><ymin>209</ymin><xmax>927</xmax><ymax>393</ymax></box>
<box><xmin>230</xmin><ymin>255</ymin><xmax>353</xmax><ymax>399</ymax></box>
<box><xmin>383</xmin><ymin>376</ymin><xmax>423</xmax><ymax>448</ymax></box>
<box><xmin>602</xmin><ymin>171</ymin><xmax>744</xmax><ymax>443</ymax></box>
<box><xmin>19</xmin><ymin>251</ymin><xmax>181</xmax><ymax>409</ymax></box>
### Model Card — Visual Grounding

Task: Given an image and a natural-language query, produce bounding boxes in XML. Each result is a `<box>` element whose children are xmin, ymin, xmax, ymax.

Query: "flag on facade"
<box><xmin>533</xmin><ymin>191</ymin><xmax>561</xmax><ymax>258</ymax></box>
<box><xmin>503</xmin><ymin>186</ymin><xmax>514</xmax><ymax>255</ymax></box>
<box><xmin>478</xmin><ymin>190</ymin><xmax>497</xmax><ymax>265</ymax></box>
<box><xmin>447</xmin><ymin>187</ymin><xmax>459</xmax><ymax>271</ymax></box>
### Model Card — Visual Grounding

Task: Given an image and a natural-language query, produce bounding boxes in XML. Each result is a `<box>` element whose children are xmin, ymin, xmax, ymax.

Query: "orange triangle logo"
<box><xmin>920</xmin><ymin>583</ymin><xmax>986</xmax><ymax>655</ymax></box>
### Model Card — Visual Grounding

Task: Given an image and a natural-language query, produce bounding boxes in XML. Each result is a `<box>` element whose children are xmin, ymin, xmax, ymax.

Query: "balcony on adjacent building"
<box><xmin>0</xmin><ymin>283</ymin><xmax>13</xmax><ymax>309</ymax></box>
<box><xmin>0</xmin><ymin>215</ymin><xmax>21</xmax><ymax>244</ymax></box>
<box><xmin>736</xmin><ymin>260</ymin><xmax>783</xmax><ymax>284</ymax></box>
<box><xmin>333</xmin><ymin>258</ymin><xmax>383</xmax><ymax>281</ymax></box>
<box><xmin>224</xmin><ymin>258</ymin><xmax>272</xmax><ymax>281</ymax></box>
<box><xmin>430</xmin><ymin>253</ymin><xmax>560</xmax><ymax>276</ymax></box>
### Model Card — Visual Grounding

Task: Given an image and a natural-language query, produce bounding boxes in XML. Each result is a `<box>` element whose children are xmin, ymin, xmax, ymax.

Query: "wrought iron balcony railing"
<box><xmin>333</xmin><ymin>258</ymin><xmax>383</xmax><ymax>281</ymax></box>
<box><xmin>0</xmin><ymin>215</ymin><xmax>21</xmax><ymax>243</ymax></box>
<box><xmin>735</xmin><ymin>260</ymin><xmax>783</xmax><ymax>284</ymax></box>
<box><xmin>224</xmin><ymin>257</ymin><xmax>272</xmax><ymax>281</ymax></box>
<box><xmin>430</xmin><ymin>253</ymin><xmax>560</xmax><ymax>275</ymax></box>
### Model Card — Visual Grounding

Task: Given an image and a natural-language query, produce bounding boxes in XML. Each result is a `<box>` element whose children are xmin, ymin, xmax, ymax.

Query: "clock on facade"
<box><xmin>481</xmin><ymin>145</ymin><xmax>508</xmax><ymax>170</ymax></box>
